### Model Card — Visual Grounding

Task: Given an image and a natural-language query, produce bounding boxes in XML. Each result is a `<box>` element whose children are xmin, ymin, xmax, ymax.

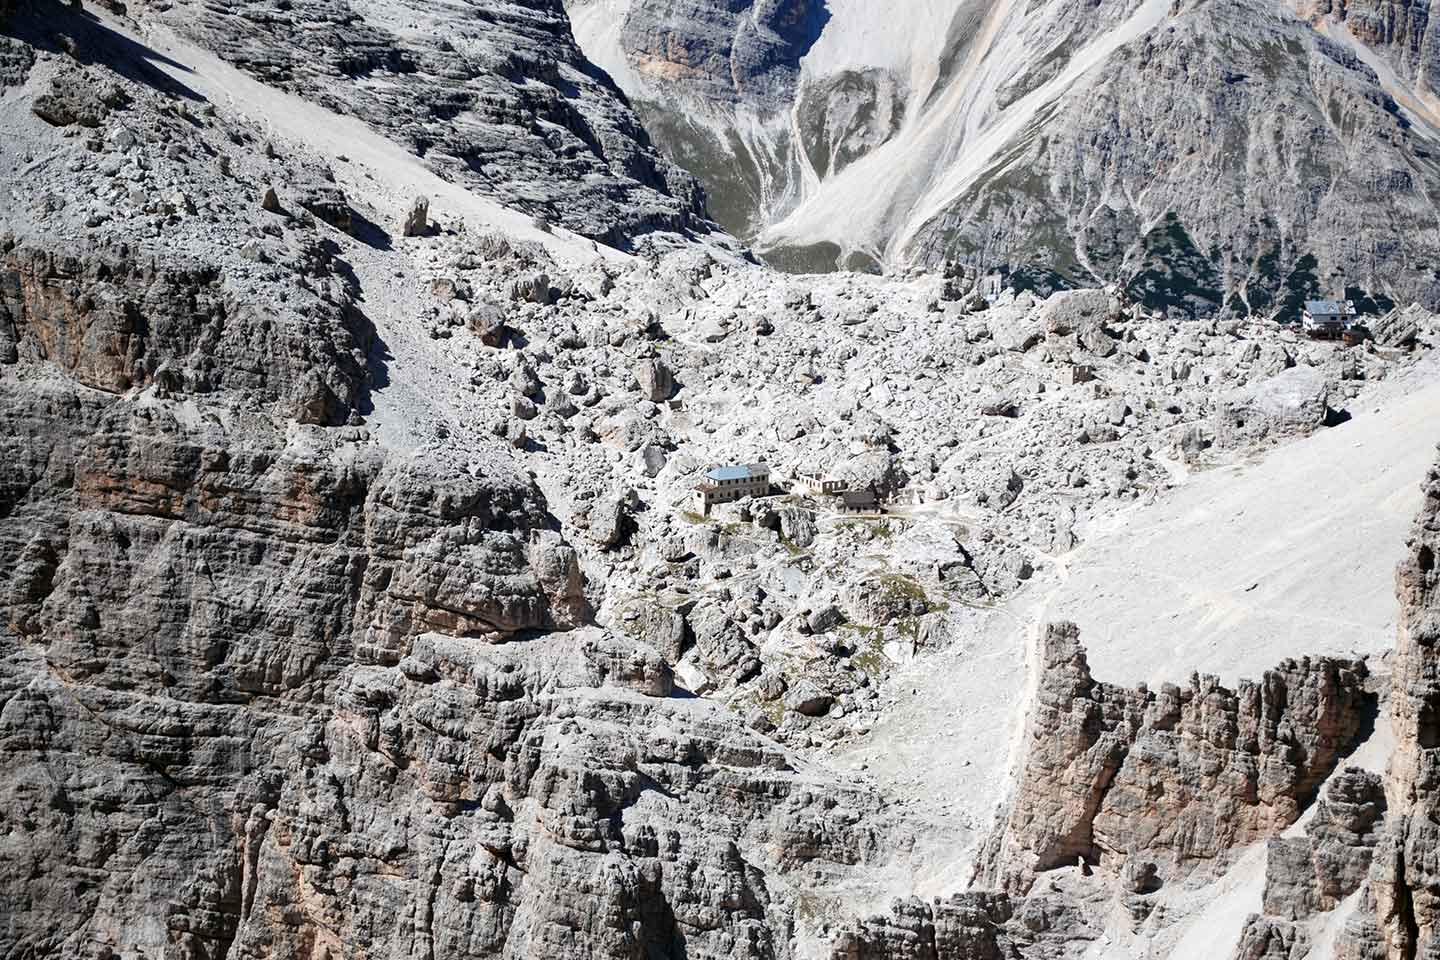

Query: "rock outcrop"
<box><xmin>829</xmin><ymin>893</ymin><xmax>1021</xmax><ymax>960</ymax></box>
<box><xmin>1262</xmin><ymin>768</ymin><xmax>1387</xmax><ymax>920</ymax></box>
<box><xmin>1369</xmin><ymin>304</ymin><xmax>1432</xmax><ymax>348</ymax></box>
<box><xmin>0</xmin><ymin>236</ymin><xmax>371</xmax><ymax>422</ymax></box>
<box><xmin>588</xmin><ymin>0</ymin><xmax>829</xmax><ymax>235</ymax></box>
<box><xmin>1213</xmin><ymin>364</ymin><xmax>1334</xmax><ymax>450</ymax></box>
<box><xmin>1232</xmin><ymin>916</ymin><xmax>1313</xmax><ymax>960</ymax></box>
<box><xmin>1352</xmin><ymin>447</ymin><xmax>1440</xmax><ymax>959</ymax></box>
<box><xmin>119</xmin><ymin>0</ymin><xmax>706</xmax><ymax>246</ymax></box>
<box><xmin>978</xmin><ymin>623</ymin><xmax>1371</xmax><ymax>895</ymax></box>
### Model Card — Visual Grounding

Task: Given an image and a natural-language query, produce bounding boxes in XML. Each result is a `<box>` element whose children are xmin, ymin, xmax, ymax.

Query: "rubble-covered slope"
<box><xmin>113</xmin><ymin>0</ymin><xmax>708</xmax><ymax>247</ymax></box>
<box><xmin>2</xmin><ymin>1</ymin><xmax>1440</xmax><ymax>959</ymax></box>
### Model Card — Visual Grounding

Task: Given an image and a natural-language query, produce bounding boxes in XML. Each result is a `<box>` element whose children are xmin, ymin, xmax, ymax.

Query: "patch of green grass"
<box><xmin>875</xmin><ymin>573</ymin><xmax>927</xmax><ymax>604</ymax></box>
<box><xmin>839</xmin><ymin>621</ymin><xmax>890</xmax><ymax>675</ymax></box>
<box><xmin>730</xmin><ymin>688</ymin><xmax>785</xmax><ymax>725</ymax></box>
<box><xmin>680</xmin><ymin>510</ymin><xmax>710</xmax><ymax>525</ymax></box>
<box><xmin>836</xmin><ymin>518</ymin><xmax>896</xmax><ymax>540</ymax></box>
<box><xmin>778</xmin><ymin>533</ymin><xmax>810</xmax><ymax>557</ymax></box>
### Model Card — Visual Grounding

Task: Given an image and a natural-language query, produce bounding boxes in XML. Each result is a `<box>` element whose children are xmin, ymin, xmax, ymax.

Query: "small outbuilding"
<box><xmin>839</xmin><ymin>489</ymin><xmax>880</xmax><ymax>515</ymax></box>
<box><xmin>794</xmin><ymin>471</ymin><xmax>847</xmax><ymax>498</ymax></box>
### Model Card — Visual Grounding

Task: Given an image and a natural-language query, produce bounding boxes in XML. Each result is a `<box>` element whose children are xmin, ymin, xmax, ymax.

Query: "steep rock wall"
<box><xmin>115</xmin><ymin>0</ymin><xmax>707</xmax><ymax>247</ymax></box>
<box><xmin>978</xmin><ymin>622</ymin><xmax>1371</xmax><ymax>895</ymax></box>
<box><xmin>1349</xmin><ymin>446</ymin><xmax>1440</xmax><ymax>959</ymax></box>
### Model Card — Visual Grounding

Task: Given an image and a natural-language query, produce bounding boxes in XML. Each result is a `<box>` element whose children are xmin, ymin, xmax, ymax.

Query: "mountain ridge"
<box><xmin>570</xmin><ymin>0</ymin><xmax>1440</xmax><ymax>314</ymax></box>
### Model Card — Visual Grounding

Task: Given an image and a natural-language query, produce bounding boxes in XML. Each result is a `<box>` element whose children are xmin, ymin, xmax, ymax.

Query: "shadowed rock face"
<box><xmin>620</xmin><ymin>0</ymin><xmax>828</xmax><ymax>104</ymax></box>
<box><xmin>0</xmin><ymin>237</ymin><xmax>371</xmax><ymax>421</ymax></box>
<box><xmin>1232</xmin><ymin>916</ymin><xmax>1313</xmax><ymax>960</ymax></box>
<box><xmin>829</xmin><ymin>893</ymin><xmax>1020</xmax><ymax>960</ymax></box>
<box><xmin>1263</xmin><ymin>768</ymin><xmax>1387</xmax><ymax>920</ymax></box>
<box><xmin>125</xmin><ymin>0</ymin><xmax>707</xmax><ymax>247</ymax></box>
<box><xmin>977</xmin><ymin>622</ymin><xmax>1371</xmax><ymax>896</ymax></box>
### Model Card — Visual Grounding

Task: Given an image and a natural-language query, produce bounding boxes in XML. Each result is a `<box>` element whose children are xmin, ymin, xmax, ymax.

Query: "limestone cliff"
<box><xmin>977</xmin><ymin>623</ymin><xmax>1371</xmax><ymax>895</ymax></box>
<box><xmin>126</xmin><ymin>0</ymin><xmax>707</xmax><ymax>247</ymax></box>
<box><xmin>1345</xmin><ymin>447</ymin><xmax>1440</xmax><ymax>959</ymax></box>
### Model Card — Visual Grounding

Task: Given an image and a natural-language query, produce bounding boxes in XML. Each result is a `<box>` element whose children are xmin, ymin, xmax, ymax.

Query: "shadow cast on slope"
<box><xmin>4</xmin><ymin>0</ymin><xmax>205</xmax><ymax>102</ymax></box>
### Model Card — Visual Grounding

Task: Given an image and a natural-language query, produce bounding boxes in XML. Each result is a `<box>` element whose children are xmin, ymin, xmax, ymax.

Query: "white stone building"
<box><xmin>693</xmin><ymin>463</ymin><xmax>771</xmax><ymax>514</ymax></box>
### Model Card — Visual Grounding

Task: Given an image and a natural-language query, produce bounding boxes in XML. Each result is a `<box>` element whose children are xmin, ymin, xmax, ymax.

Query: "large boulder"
<box><xmin>401</xmin><ymin>196</ymin><xmax>430</xmax><ymax>237</ymax></box>
<box><xmin>784</xmin><ymin>679</ymin><xmax>834</xmax><ymax>717</ymax></box>
<box><xmin>1037</xmin><ymin>289</ymin><xmax>1119</xmax><ymax>356</ymax></box>
<box><xmin>686</xmin><ymin>600</ymin><xmax>758</xmax><ymax>683</ymax></box>
<box><xmin>844</xmin><ymin>575</ymin><xmax>929</xmax><ymax>625</ymax></box>
<box><xmin>1213</xmin><ymin>365</ymin><xmax>1332</xmax><ymax>449</ymax></box>
<box><xmin>294</xmin><ymin>181</ymin><xmax>355</xmax><ymax>235</ymax></box>
<box><xmin>833</xmin><ymin>450</ymin><xmax>909</xmax><ymax>501</ymax></box>
<box><xmin>589</xmin><ymin>491</ymin><xmax>634</xmax><ymax>549</ymax></box>
<box><xmin>1369</xmin><ymin>304</ymin><xmax>1430</xmax><ymax>348</ymax></box>
<box><xmin>777</xmin><ymin>506</ymin><xmax>816</xmax><ymax>548</ymax></box>
<box><xmin>634</xmin><ymin>357</ymin><xmax>675</xmax><ymax>402</ymax></box>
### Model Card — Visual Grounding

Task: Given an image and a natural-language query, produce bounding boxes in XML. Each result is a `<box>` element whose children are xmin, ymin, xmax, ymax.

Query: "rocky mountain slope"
<box><xmin>2</xmin><ymin>1</ymin><xmax>1440</xmax><ymax>958</ymax></box>
<box><xmin>569</xmin><ymin>0</ymin><xmax>1440</xmax><ymax>313</ymax></box>
<box><xmin>127</xmin><ymin>0</ymin><xmax>708</xmax><ymax>247</ymax></box>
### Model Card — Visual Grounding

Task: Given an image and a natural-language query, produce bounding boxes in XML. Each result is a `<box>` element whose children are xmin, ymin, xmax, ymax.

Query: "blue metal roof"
<box><xmin>705</xmin><ymin>463</ymin><xmax>767</xmax><ymax>481</ymax></box>
<box><xmin>1305</xmin><ymin>300</ymin><xmax>1345</xmax><ymax>314</ymax></box>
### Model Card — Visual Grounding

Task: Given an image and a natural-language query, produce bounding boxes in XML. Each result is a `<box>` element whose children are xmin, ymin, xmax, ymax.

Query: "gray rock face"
<box><xmin>902</xmin><ymin>1</ymin><xmax>1440</xmax><ymax>314</ymax></box>
<box><xmin>618</xmin><ymin>0</ymin><xmax>827</xmax><ymax>106</ymax></box>
<box><xmin>0</xmin><ymin>231</ymin><xmax>371</xmax><ymax>424</ymax></box>
<box><xmin>977</xmin><ymin>623</ymin><xmax>1371</xmax><ymax>895</ymax></box>
<box><xmin>0</xmin><ymin>234</ymin><xmax>902</xmax><ymax>960</ymax></box>
<box><xmin>784</xmin><ymin>678</ymin><xmax>833</xmax><ymax>716</ymax></box>
<box><xmin>1345</xmin><ymin>447</ymin><xmax>1440</xmax><ymax>960</ymax></box>
<box><xmin>595</xmin><ymin>0</ymin><xmax>830</xmax><ymax>235</ymax></box>
<box><xmin>1213</xmin><ymin>365</ymin><xmax>1333</xmax><ymax>450</ymax></box>
<box><xmin>1262</xmin><ymin>768</ymin><xmax>1386</xmax><ymax>920</ymax></box>
<box><xmin>1232</xmin><ymin>916</ymin><xmax>1312</xmax><ymax>960</ymax></box>
<box><xmin>139</xmin><ymin>0</ymin><xmax>706</xmax><ymax>246</ymax></box>
<box><xmin>777</xmin><ymin>505</ymin><xmax>815</xmax><ymax>548</ymax></box>
<box><xmin>31</xmin><ymin>68</ymin><xmax>122</xmax><ymax>127</ymax></box>
<box><xmin>829</xmin><ymin>893</ymin><xmax>1020</xmax><ymax>960</ymax></box>
<box><xmin>1369</xmin><ymin>303</ymin><xmax>1432</xmax><ymax>347</ymax></box>
<box><xmin>577</xmin><ymin>0</ymin><xmax>1440</xmax><ymax>310</ymax></box>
